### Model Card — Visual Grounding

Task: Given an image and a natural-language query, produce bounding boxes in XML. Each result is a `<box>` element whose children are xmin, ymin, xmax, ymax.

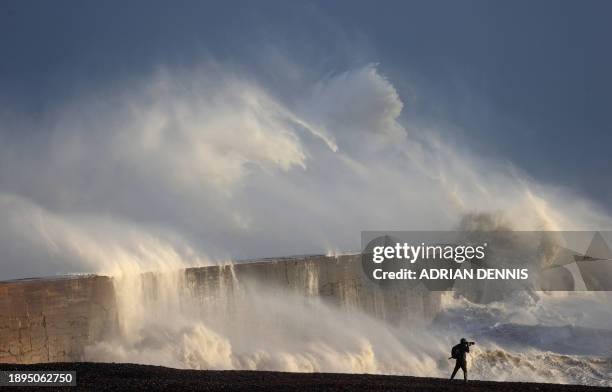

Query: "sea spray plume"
<box><xmin>88</xmin><ymin>263</ymin><xmax>612</xmax><ymax>385</ymax></box>
<box><xmin>0</xmin><ymin>194</ymin><xmax>208</xmax><ymax>279</ymax></box>
<box><xmin>449</xmin><ymin>213</ymin><xmax>594</xmax><ymax>303</ymax></box>
<box><xmin>86</xmin><ymin>267</ymin><xmax>448</xmax><ymax>375</ymax></box>
<box><xmin>0</xmin><ymin>60</ymin><xmax>610</xmax><ymax>385</ymax></box>
<box><xmin>1</xmin><ymin>63</ymin><xmax>612</xmax><ymax>279</ymax></box>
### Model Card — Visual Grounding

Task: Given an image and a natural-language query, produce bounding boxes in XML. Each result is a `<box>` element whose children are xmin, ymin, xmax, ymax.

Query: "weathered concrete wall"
<box><xmin>0</xmin><ymin>276</ymin><xmax>116</xmax><ymax>364</ymax></box>
<box><xmin>184</xmin><ymin>255</ymin><xmax>441</xmax><ymax>325</ymax></box>
<box><xmin>0</xmin><ymin>255</ymin><xmax>441</xmax><ymax>364</ymax></box>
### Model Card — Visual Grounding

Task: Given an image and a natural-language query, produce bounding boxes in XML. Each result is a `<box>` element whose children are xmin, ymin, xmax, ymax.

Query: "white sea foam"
<box><xmin>83</xmin><ymin>266</ymin><xmax>611</xmax><ymax>386</ymax></box>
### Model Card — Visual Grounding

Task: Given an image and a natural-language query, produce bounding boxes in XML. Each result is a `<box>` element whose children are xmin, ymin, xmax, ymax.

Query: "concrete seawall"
<box><xmin>0</xmin><ymin>275</ymin><xmax>116</xmax><ymax>364</ymax></box>
<box><xmin>0</xmin><ymin>254</ymin><xmax>441</xmax><ymax>364</ymax></box>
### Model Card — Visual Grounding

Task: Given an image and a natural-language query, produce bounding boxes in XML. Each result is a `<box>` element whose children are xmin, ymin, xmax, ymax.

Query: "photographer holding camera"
<box><xmin>449</xmin><ymin>338</ymin><xmax>475</xmax><ymax>382</ymax></box>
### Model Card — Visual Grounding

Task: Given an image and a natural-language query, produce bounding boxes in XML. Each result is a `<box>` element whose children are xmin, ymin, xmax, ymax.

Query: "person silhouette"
<box><xmin>450</xmin><ymin>338</ymin><xmax>474</xmax><ymax>382</ymax></box>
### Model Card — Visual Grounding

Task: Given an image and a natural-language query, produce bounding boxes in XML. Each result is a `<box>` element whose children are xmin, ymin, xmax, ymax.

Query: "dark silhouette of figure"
<box><xmin>450</xmin><ymin>338</ymin><xmax>474</xmax><ymax>382</ymax></box>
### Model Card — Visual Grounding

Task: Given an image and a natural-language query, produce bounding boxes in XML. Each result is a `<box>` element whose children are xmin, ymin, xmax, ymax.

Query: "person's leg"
<box><xmin>450</xmin><ymin>361</ymin><xmax>461</xmax><ymax>379</ymax></box>
<box><xmin>461</xmin><ymin>361</ymin><xmax>467</xmax><ymax>382</ymax></box>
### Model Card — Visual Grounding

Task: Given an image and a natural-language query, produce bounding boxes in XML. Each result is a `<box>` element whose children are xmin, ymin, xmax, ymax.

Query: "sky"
<box><xmin>1</xmin><ymin>0</ymin><xmax>611</xmax><ymax>278</ymax></box>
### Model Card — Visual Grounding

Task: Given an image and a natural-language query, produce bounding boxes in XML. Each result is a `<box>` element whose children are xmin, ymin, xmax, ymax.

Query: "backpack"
<box><xmin>451</xmin><ymin>344</ymin><xmax>462</xmax><ymax>359</ymax></box>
